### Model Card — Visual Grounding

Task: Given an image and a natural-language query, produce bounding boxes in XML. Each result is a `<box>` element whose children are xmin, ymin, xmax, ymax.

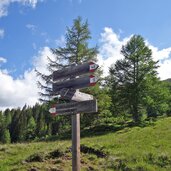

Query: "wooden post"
<box><xmin>72</xmin><ymin>113</ymin><xmax>80</xmax><ymax>171</ymax></box>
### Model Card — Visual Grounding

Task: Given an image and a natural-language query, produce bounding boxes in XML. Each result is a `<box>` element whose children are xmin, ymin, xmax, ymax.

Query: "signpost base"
<box><xmin>72</xmin><ymin>113</ymin><xmax>80</xmax><ymax>171</ymax></box>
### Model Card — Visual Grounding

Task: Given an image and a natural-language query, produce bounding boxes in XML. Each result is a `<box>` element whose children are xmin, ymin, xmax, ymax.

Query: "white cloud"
<box><xmin>0</xmin><ymin>29</ymin><xmax>4</xmax><ymax>38</ymax></box>
<box><xmin>33</xmin><ymin>46</ymin><xmax>55</xmax><ymax>74</ymax></box>
<box><xmin>146</xmin><ymin>41</ymin><xmax>171</xmax><ymax>61</ymax></box>
<box><xmin>0</xmin><ymin>57</ymin><xmax>7</xmax><ymax>63</ymax></box>
<box><xmin>0</xmin><ymin>69</ymin><xmax>38</xmax><ymax>108</ymax></box>
<box><xmin>97</xmin><ymin>27</ymin><xmax>171</xmax><ymax>80</ymax></box>
<box><xmin>158</xmin><ymin>59</ymin><xmax>171</xmax><ymax>80</ymax></box>
<box><xmin>147</xmin><ymin>42</ymin><xmax>171</xmax><ymax>80</ymax></box>
<box><xmin>16</xmin><ymin>0</ymin><xmax>40</xmax><ymax>8</ymax></box>
<box><xmin>0</xmin><ymin>0</ymin><xmax>43</xmax><ymax>17</ymax></box>
<box><xmin>97</xmin><ymin>27</ymin><xmax>132</xmax><ymax>77</ymax></box>
<box><xmin>0</xmin><ymin>47</ymin><xmax>55</xmax><ymax>110</ymax></box>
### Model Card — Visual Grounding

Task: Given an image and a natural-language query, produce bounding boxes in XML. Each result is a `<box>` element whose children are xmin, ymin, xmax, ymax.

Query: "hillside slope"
<box><xmin>0</xmin><ymin>117</ymin><xmax>171</xmax><ymax>171</ymax></box>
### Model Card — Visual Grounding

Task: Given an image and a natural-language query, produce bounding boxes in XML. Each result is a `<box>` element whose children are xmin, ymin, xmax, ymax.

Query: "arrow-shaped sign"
<box><xmin>52</xmin><ymin>75</ymin><xmax>97</xmax><ymax>93</ymax></box>
<box><xmin>49</xmin><ymin>100</ymin><xmax>97</xmax><ymax>116</ymax></box>
<box><xmin>53</xmin><ymin>61</ymin><xmax>99</xmax><ymax>81</ymax></box>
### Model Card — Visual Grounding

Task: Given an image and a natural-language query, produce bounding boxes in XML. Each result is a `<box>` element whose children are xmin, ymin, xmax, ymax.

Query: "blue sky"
<box><xmin>0</xmin><ymin>0</ymin><xmax>171</xmax><ymax>109</ymax></box>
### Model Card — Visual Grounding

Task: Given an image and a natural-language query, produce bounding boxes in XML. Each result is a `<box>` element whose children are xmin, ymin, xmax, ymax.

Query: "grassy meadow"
<box><xmin>1</xmin><ymin>117</ymin><xmax>171</xmax><ymax>171</ymax></box>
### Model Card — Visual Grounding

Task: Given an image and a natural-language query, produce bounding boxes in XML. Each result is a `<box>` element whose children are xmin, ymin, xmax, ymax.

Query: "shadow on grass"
<box><xmin>42</xmin><ymin>119</ymin><xmax>157</xmax><ymax>142</ymax></box>
<box><xmin>41</xmin><ymin>124</ymin><xmax>125</xmax><ymax>142</ymax></box>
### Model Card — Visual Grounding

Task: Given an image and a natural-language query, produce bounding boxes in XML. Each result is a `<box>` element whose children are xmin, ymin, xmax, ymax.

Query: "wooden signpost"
<box><xmin>50</xmin><ymin>61</ymin><xmax>99</xmax><ymax>171</ymax></box>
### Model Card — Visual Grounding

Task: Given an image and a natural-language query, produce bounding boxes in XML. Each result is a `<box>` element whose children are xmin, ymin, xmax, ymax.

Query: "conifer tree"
<box><xmin>36</xmin><ymin>17</ymin><xmax>98</xmax><ymax>101</ymax></box>
<box><xmin>10</xmin><ymin>109</ymin><xmax>21</xmax><ymax>142</ymax></box>
<box><xmin>26</xmin><ymin>116</ymin><xmax>36</xmax><ymax>140</ymax></box>
<box><xmin>4</xmin><ymin>109</ymin><xmax>12</xmax><ymax>127</ymax></box>
<box><xmin>1</xmin><ymin>129</ymin><xmax>11</xmax><ymax>144</ymax></box>
<box><xmin>109</xmin><ymin>35</ymin><xmax>159</xmax><ymax>123</ymax></box>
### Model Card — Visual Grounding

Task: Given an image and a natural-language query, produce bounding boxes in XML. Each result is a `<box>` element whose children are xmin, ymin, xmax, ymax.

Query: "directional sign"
<box><xmin>49</xmin><ymin>100</ymin><xmax>97</xmax><ymax>116</ymax></box>
<box><xmin>53</xmin><ymin>61</ymin><xmax>99</xmax><ymax>81</ymax></box>
<box><xmin>53</xmin><ymin>75</ymin><xmax>97</xmax><ymax>93</ymax></box>
<box><xmin>59</xmin><ymin>89</ymin><xmax>93</xmax><ymax>102</ymax></box>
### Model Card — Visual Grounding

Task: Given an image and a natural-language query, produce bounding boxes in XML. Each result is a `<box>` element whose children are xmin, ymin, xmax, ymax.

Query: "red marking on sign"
<box><xmin>89</xmin><ymin>75</ymin><xmax>97</xmax><ymax>86</ymax></box>
<box><xmin>49</xmin><ymin>105</ymin><xmax>57</xmax><ymax>116</ymax></box>
<box><xmin>89</xmin><ymin>62</ymin><xmax>98</xmax><ymax>72</ymax></box>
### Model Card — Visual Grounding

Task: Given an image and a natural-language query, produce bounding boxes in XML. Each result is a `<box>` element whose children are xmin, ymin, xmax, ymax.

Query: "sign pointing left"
<box><xmin>49</xmin><ymin>100</ymin><xmax>97</xmax><ymax>116</ymax></box>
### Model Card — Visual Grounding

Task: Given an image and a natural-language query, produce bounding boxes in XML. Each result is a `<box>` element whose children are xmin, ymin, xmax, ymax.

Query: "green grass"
<box><xmin>1</xmin><ymin>117</ymin><xmax>171</xmax><ymax>170</ymax></box>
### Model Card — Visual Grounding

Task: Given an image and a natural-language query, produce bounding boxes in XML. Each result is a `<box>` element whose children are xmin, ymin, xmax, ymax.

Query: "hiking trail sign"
<box><xmin>49</xmin><ymin>61</ymin><xmax>99</xmax><ymax>171</ymax></box>
<box><xmin>49</xmin><ymin>99</ymin><xmax>97</xmax><ymax>116</ymax></box>
<box><xmin>53</xmin><ymin>61</ymin><xmax>99</xmax><ymax>81</ymax></box>
<box><xmin>52</xmin><ymin>75</ymin><xmax>97</xmax><ymax>93</ymax></box>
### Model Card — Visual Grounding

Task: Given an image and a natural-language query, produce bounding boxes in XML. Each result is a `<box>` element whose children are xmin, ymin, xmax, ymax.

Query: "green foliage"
<box><xmin>64</xmin><ymin>16</ymin><xmax>97</xmax><ymax>63</ymax></box>
<box><xmin>164</xmin><ymin>81</ymin><xmax>171</xmax><ymax>115</ymax></box>
<box><xmin>109</xmin><ymin>35</ymin><xmax>166</xmax><ymax>123</ymax></box>
<box><xmin>1</xmin><ymin>129</ymin><xmax>11</xmax><ymax>144</ymax></box>
<box><xmin>144</xmin><ymin>79</ymin><xmax>170</xmax><ymax>117</ymax></box>
<box><xmin>25</xmin><ymin>116</ymin><xmax>36</xmax><ymax>140</ymax></box>
<box><xmin>3</xmin><ymin>109</ymin><xmax>11</xmax><ymax>127</ymax></box>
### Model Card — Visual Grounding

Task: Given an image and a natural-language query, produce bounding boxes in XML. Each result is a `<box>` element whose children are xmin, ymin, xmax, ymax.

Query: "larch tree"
<box><xmin>36</xmin><ymin>17</ymin><xmax>98</xmax><ymax>102</ymax></box>
<box><xmin>109</xmin><ymin>35</ymin><xmax>159</xmax><ymax>123</ymax></box>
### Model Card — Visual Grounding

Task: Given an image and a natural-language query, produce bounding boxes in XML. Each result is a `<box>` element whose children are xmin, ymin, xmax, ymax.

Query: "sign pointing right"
<box><xmin>52</xmin><ymin>75</ymin><xmax>98</xmax><ymax>93</ymax></box>
<box><xmin>53</xmin><ymin>61</ymin><xmax>99</xmax><ymax>81</ymax></box>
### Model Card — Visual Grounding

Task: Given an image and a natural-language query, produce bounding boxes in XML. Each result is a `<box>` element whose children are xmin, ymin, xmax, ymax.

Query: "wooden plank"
<box><xmin>52</xmin><ymin>75</ymin><xmax>97</xmax><ymax>93</ymax></box>
<box><xmin>53</xmin><ymin>61</ymin><xmax>99</xmax><ymax>81</ymax></box>
<box><xmin>59</xmin><ymin>89</ymin><xmax>93</xmax><ymax>102</ymax></box>
<box><xmin>77</xmin><ymin>100</ymin><xmax>97</xmax><ymax>113</ymax></box>
<box><xmin>49</xmin><ymin>100</ymin><xmax>98</xmax><ymax>115</ymax></box>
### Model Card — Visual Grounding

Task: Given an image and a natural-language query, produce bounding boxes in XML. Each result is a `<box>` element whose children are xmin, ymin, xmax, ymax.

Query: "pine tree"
<box><xmin>35</xmin><ymin>108</ymin><xmax>45</xmax><ymax>137</ymax></box>
<box><xmin>4</xmin><ymin>109</ymin><xmax>12</xmax><ymax>127</ymax></box>
<box><xmin>1</xmin><ymin>129</ymin><xmax>11</xmax><ymax>144</ymax></box>
<box><xmin>26</xmin><ymin>116</ymin><xmax>36</xmax><ymax>140</ymax></box>
<box><xmin>10</xmin><ymin>109</ymin><xmax>21</xmax><ymax>142</ymax></box>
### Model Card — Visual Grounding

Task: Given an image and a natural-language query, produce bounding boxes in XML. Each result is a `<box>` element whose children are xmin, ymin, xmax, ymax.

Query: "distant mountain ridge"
<box><xmin>164</xmin><ymin>78</ymin><xmax>171</xmax><ymax>82</ymax></box>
